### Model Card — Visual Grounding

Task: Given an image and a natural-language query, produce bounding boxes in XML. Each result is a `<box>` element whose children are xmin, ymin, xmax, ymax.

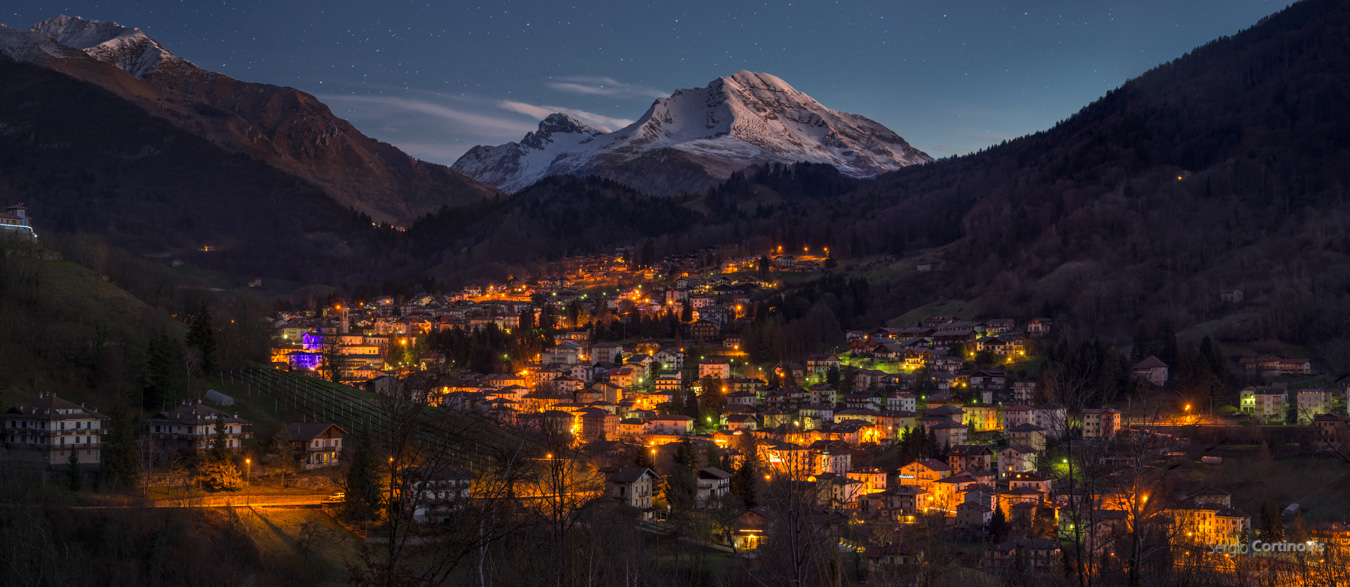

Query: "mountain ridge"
<box><xmin>2</xmin><ymin>15</ymin><xmax>500</xmax><ymax>224</ymax></box>
<box><xmin>452</xmin><ymin>71</ymin><xmax>931</xmax><ymax>195</ymax></box>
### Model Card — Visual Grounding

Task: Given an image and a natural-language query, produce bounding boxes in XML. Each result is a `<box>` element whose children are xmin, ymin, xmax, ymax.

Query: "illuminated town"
<box><xmin>3</xmin><ymin>0</ymin><xmax>1349</xmax><ymax>585</ymax></box>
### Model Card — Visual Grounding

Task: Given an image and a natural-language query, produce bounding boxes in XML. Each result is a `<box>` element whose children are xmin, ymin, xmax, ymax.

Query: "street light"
<box><xmin>245</xmin><ymin>458</ymin><xmax>252</xmax><ymax>506</ymax></box>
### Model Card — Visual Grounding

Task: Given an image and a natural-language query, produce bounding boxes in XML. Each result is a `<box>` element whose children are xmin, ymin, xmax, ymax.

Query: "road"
<box><xmin>71</xmin><ymin>493</ymin><xmax>335</xmax><ymax>509</ymax></box>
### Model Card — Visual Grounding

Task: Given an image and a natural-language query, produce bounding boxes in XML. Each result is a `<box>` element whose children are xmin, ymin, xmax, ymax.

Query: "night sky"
<box><xmin>8</xmin><ymin>1</ymin><xmax>1279</xmax><ymax>164</ymax></box>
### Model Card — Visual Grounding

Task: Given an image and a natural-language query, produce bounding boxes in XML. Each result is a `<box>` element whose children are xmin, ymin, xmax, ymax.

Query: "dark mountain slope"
<box><xmin>7</xmin><ymin>16</ymin><xmax>501</xmax><ymax>224</ymax></box>
<box><xmin>819</xmin><ymin>0</ymin><xmax>1350</xmax><ymax>355</ymax></box>
<box><xmin>0</xmin><ymin>55</ymin><xmax>402</xmax><ymax>283</ymax></box>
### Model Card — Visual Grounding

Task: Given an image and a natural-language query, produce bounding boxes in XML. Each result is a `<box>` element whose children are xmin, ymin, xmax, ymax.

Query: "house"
<box><xmin>859</xmin><ymin>485</ymin><xmax>930</xmax><ymax>518</ymax></box>
<box><xmin>1007</xmin><ymin>472</ymin><xmax>1052</xmax><ymax>494</ymax></box>
<box><xmin>405</xmin><ymin>465</ymin><xmax>476</xmax><ymax>523</ymax></box>
<box><xmin>925</xmin><ymin>405</ymin><xmax>965</xmax><ymax>424</ymax></box>
<box><xmin>605</xmin><ymin>467</ymin><xmax>659</xmax><ymax>511</ymax></box>
<box><xmin>589</xmin><ymin>343</ymin><xmax>624</xmax><ymax>364</ymax></box>
<box><xmin>898</xmin><ymin>459</ymin><xmax>952</xmax><ymax>493</ymax></box>
<box><xmin>1081</xmin><ymin>408</ymin><xmax>1122</xmax><ymax>439</ymax></box>
<box><xmin>983</xmin><ymin>538</ymin><xmax>1061</xmax><ymax>573</ymax></box>
<box><xmin>0</xmin><ymin>204</ymin><xmax>36</xmax><ymax>238</ymax></box>
<box><xmin>968</xmin><ymin>370</ymin><xmax>1007</xmax><ymax>389</ymax></box>
<box><xmin>731</xmin><ymin>507</ymin><xmax>770</xmax><ymax>550</ymax></box>
<box><xmin>1295</xmin><ymin>389</ymin><xmax>1332</xmax><ymax>423</ymax></box>
<box><xmin>963</xmin><ymin>404</ymin><xmax>1001</xmax><ymax>432</ymax></box>
<box><xmin>846</xmin><ymin>468</ymin><xmax>888</xmax><ymax>495</ymax></box>
<box><xmin>931</xmin><ymin>471</ymin><xmax>979</xmax><ymax>514</ymax></box>
<box><xmin>946</xmin><ymin>445</ymin><xmax>994</xmax><ymax>474</ymax></box>
<box><xmin>956</xmin><ymin>502</ymin><xmax>993</xmax><ymax>529</ymax></box>
<box><xmin>699</xmin><ymin>358</ymin><xmax>732</xmax><ymax>381</ymax></box>
<box><xmin>696</xmin><ymin>467</ymin><xmax>733</xmax><ymax>506</ymax></box>
<box><xmin>886</xmin><ymin>392</ymin><xmax>917</xmax><ymax>413</ymax></box>
<box><xmin>1132</xmin><ymin>356</ymin><xmax>1169</xmax><ymax>387</ymax></box>
<box><xmin>1003</xmin><ymin>405</ymin><xmax>1036</xmax><ymax>430</ymax></box>
<box><xmin>141</xmin><ymin>402</ymin><xmax>252</xmax><ymax>463</ymax></box>
<box><xmin>998</xmin><ymin>445</ymin><xmax>1038</xmax><ymax>478</ymax></box>
<box><xmin>286</xmin><ymin>422</ymin><xmax>346</xmax><ymax>469</ymax></box>
<box><xmin>648</xmin><ymin>415</ymin><xmax>694</xmax><ymax>435</ymax></box>
<box><xmin>1240</xmin><ymin>355</ymin><xmax>1312</xmax><ymax>377</ymax></box>
<box><xmin>1025</xmin><ymin>318</ymin><xmax>1052</xmax><ymax>337</ymax></box>
<box><xmin>1314</xmin><ymin>414</ymin><xmax>1349</xmax><ymax>450</ymax></box>
<box><xmin>1012</xmin><ymin>381</ymin><xmax>1037</xmax><ymax>402</ymax></box>
<box><xmin>653</xmin><ymin>348</ymin><xmax>685</xmax><ymax>372</ymax></box>
<box><xmin>1166</xmin><ymin>502</ymin><xmax>1251</xmax><ymax>546</ymax></box>
<box><xmin>542</xmin><ymin>342</ymin><xmax>582</xmax><ymax>365</ymax></box>
<box><xmin>928</xmin><ymin>420</ymin><xmax>969</xmax><ymax>448</ymax></box>
<box><xmin>806</xmin><ymin>354</ymin><xmax>841</xmax><ymax>375</ymax></box>
<box><xmin>1033</xmin><ymin>404</ymin><xmax>1069</xmax><ymax>436</ymax></box>
<box><xmin>1008</xmin><ymin>423</ymin><xmax>1048</xmax><ymax>452</ymax></box>
<box><xmin>580</xmin><ymin>408</ymin><xmax>619</xmax><ymax>441</ymax></box>
<box><xmin>1239</xmin><ymin>387</ymin><xmax>1288</xmax><ymax>423</ymax></box>
<box><xmin>1218</xmin><ymin>288</ymin><xmax>1244</xmax><ymax>304</ymax></box>
<box><xmin>690</xmin><ymin>320</ymin><xmax>721</xmax><ymax>339</ymax></box>
<box><xmin>2</xmin><ymin>393</ymin><xmax>108</xmax><ymax>469</ymax></box>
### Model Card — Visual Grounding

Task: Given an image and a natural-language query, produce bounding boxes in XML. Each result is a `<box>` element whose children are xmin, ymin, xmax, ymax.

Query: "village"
<box><xmin>182</xmin><ymin>245</ymin><xmax>1350</xmax><ymax>580</ymax></box>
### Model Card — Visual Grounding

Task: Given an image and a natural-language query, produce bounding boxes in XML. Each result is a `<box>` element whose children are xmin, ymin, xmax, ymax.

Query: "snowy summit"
<box><xmin>453</xmin><ymin>71</ymin><xmax>932</xmax><ymax>195</ymax></box>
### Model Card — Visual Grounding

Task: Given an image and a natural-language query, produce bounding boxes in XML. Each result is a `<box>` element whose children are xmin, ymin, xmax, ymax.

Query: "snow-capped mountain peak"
<box><xmin>29</xmin><ymin>15</ymin><xmax>182</xmax><ymax>79</ymax></box>
<box><xmin>453</xmin><ymin>71</ymin><xmax>932</xmax><ymax>195</ymax></box>
<box><xmin>453</xmin><ymin>112</ymin><xmax>609</xmax><ymax>193</ymax></box>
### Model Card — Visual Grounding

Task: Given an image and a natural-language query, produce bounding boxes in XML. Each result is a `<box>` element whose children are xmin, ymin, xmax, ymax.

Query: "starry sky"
<box><xmin>8</xmin><ymin>0</ymin><xmax>1280</xmax><ymax>164</ymax></box>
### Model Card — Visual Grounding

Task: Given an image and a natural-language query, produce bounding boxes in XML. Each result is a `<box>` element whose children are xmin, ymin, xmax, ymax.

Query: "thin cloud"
<box><xmin>546</xmin><ymin>75</ymin><xmax>668</xmax><ymax>99</ymax></box>
<box><xmin>319</xmin><ymin>94</ymin><xmax>538</xmax><ymax>136</ymax></box>
<box><xmin>390</xmin><ymin>141</ymin><xmax>478</xmax><ymax>163</ymax></box>
<box><xmin>497</xmin><ymin>100</ymin><xmax>632</xmax><ymax>131</ymax></box>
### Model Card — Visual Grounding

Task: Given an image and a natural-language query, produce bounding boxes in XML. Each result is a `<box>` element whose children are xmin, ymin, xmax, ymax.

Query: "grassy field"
<box><xmin>236</xmin><ymin>507</ymin><xmax>364</xmax><ymax>585</ymax></box>
<box><xmin>1180</xmin><ymin>455</ymin><xmax>1350</xmax><ymax>522</ymax></box>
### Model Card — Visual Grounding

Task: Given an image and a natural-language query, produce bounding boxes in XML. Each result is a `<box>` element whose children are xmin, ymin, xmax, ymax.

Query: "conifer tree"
<box><xmin>101</xmin><ymin>407</ymin><xmax>140</xmax><ymax>489</ymax></box>
<box><xmin>186</xmin><ymin>302</ymin><xmax>218</xmax><ymax>375</ymax></box>
<box><xmin>67</xmin><ymin>449</ymin><xmax>83</xmax><ymax>492</ymax></box>
<box><xmin>989</xmin><ymin>505</ymin><xmax>1008</xmax><ymax>543</ymax></box>
<box><xmin>343</xmin><ymin>430</ymin><xmax>384</xmax><ymax>521</ymax></box>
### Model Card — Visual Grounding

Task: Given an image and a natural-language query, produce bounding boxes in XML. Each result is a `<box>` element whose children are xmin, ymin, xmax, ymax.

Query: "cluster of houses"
<box><xmin>0</xmin><ymin>393</ymin><xmax>346</xmax><ymax>475</ymax></box>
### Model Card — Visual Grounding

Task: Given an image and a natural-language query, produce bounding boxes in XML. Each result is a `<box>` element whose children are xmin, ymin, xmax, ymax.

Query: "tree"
<box><xmin>1155</xmin><ymin>319</ymin><xmax>1179</xmax><ymax>367</ymax></box>
<box><xmin>1131</xmin><ymin>321</ymin><xmax>1151</xmax><ymax>363</ymax></box>
<box><xmin>141</xmin><ymin>331</ymin><xmax>185</xmax><ymax>410</ymax></box>
<box><xmin>101</xmin><ymin>407</ymin><xmax>140</xmax><ymax>489</ymax></box>
<box><xmin>731</xmin><ymin>454</ymin><xmax>760</xmax><ymax>508</ymax></box>
<box><xmin>210</xmin><ymin>413</ymin><xmax>233</xmax><ymax>465</ymax></box>
<box><xmin>343</xmin><ymin>430</ymin><xmax>383</xmax><ymax>521</ymax></box>
<box><xmin>186</xmin><ymin>302</ymin><xmax>219</xmax><ymax>375</ymax></box>
<box><xmin>66</xmin><ymin>449</ymin><xmax>83</xmax><ymax>492</ymax></box>
<box><xmin>198</xmin><ymin>413</ymin><xmax>243</xmax><ymax>491</ymax></box>
<box><xmin>318</xmin><ymin>333</ymin><xmax>344</xmax><ymax>383</ymax></box>
<box><xmin>273</xmin><ymin>426</ymin><xmax>298</xmax><ymax>488</ymax></box>
<box><xmin>826</xmin><ymin>365</ymin><xmax>840</xmax><ymax>387</ymax></box>
<box><xmin>989</xmin><ymin>505</ymin><xmax>1007</xmax><ymax>543</ymax></box>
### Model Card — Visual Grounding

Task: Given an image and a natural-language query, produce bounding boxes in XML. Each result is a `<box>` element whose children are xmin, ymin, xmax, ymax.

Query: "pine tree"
<box><xmin>101</xmin><ymin>407</ymin><xmax>141</xmax><ymax>489</ymax></box>
<box><xmin>731</xmin><ymin>457</ymin><xmax>759</xmax><ymax>508</ymax></box>
<box><xmin>343</xmin><ymin>430</ymin><xmax>384</xmax><ymax>521</ymax></box>
<box><xmin>1156</xmin><ymin>319</ymin><xmax>1179</xmax><ymax>367</ymax></box>
<box><xmin>141</xmin><ymin>331</ymin><xmax>185</xmax><ymax>410</ymax></box>
<box><xmin>211</xmin><ymin>413</ymin><xmax>232</xmax><ymax>465</ymax></box>
<box><xmin>1130</xmin><ymin>322</ymin><xmax>1151</xmax><ymax>363</ymax></box>
<box><xmin>67</xmin><ymin>449</ymin><xmax>83</xmax><ymax>492</ymax></box>
<box><xmin>186</xmin><ymin>302</ymin><xmax>218</xmax><ymax>375</ymax></box>
<box><xmin>989</xmin><ymin>505</ymin><xmax>1008</xmax><ymax>543</ymax></box>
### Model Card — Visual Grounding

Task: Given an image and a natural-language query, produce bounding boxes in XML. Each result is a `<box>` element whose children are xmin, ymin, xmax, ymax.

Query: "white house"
<box><xmin>2</xmin><ymin>393</ymin><xmax>108</xmax><ymax>468</ymax></box>
<box><xmin>696</xmin><ymin>467</ymin><xmax>733</xmax><ymax>506</ymax></box>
